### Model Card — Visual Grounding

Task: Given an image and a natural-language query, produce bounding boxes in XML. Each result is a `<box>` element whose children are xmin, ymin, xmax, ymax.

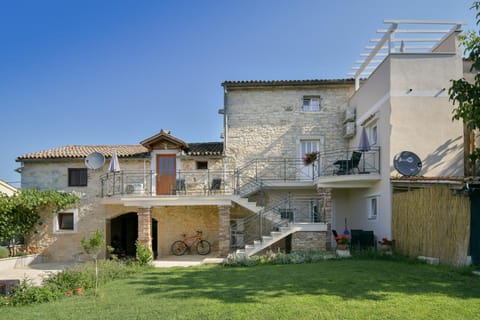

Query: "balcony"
<box><xmin>99</xmin><ymin>148</ymin><xmax>381</xmax><ymax>198</ymax></box>
<box><xmin>100</xmin><ymin>170</ymin><xmax>237</xmax><ymax>198</ymax></box>
<box><xmin>235</xmin><ymin>148</ymin><xmax>381</xmax><ymax>193</ymax></box>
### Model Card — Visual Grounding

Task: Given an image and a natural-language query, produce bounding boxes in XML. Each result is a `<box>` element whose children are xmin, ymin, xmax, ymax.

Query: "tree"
<box><xmin>81</xmin><ymin>230</ymin><xmax>104</xmax><ymax>293</ymax></box>
<box><xmin>449</xmin><ymin>1</ymin><xmax>480</xmax><ymax>175</ymax></box>
<box><xmin>0</xmin><ymin>189</ymin><xmax>79</xmax><ymax>255</ymax></box>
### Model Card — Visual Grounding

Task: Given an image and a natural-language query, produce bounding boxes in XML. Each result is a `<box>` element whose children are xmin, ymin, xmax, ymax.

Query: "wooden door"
<box><xmin>156</xmin><ymin>154</ymin><xmax>176</xmax><ymax>195</ymax></box>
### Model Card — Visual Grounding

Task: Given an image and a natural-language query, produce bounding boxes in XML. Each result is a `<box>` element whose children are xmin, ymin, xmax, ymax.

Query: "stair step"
<box><xmin>270</xmin><ymin>231</ymin><xmax>282</xmax><ymax>238</ymax></box>
<box><xmin>279</xmin><ymin>226</ymin><xmax>291</xmax><ymax>233</ymax></box>
<box><xmin>245</xmin><ymin>244</ymin><xmax>255</xmax><ymax>251</ymax></box>
<box><xmin>254</xmin><ymin>240</ymin><xmax>262</xmax><ymax>248</ymax></box>
<box><xmin>262</xmin><ymin>236</ymin><xmax>273</xmax><ymax>243</ymax></box>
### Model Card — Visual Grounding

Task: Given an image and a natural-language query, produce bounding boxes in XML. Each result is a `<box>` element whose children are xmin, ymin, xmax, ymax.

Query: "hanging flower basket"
<box><xmin>303</xmin><ymin>152</ymin><xmax>319</xmax><ymax>166</ymax></box>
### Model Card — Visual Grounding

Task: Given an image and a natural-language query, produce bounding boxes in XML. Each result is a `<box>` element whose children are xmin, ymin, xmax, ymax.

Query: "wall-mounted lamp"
<box><xmin>434</xmin><ymin>88</ymin><xmax>446</xmax><ymax>98</ymax></box>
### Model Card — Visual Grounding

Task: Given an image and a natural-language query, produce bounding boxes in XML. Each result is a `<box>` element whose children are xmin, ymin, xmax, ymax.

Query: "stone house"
<box><xmin>16</xmin><ymin>20</ymin><xmax>470</xmax><ymax>263</ymax></box>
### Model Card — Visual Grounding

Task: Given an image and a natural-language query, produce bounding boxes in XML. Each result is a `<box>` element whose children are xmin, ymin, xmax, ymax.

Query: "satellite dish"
<box><xmin>85</xmin><ymin>152</ymin><xmax>105</xmax><ymax>170</ymax></box>
<box><xmin>394</xmin><ymin>151</ymin><xmax>422</xmax><ymax>176</ymax></box>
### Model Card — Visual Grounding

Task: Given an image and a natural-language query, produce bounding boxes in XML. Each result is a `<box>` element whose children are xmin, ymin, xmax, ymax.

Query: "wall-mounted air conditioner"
<box><xmin>343</xmin><ymin>122</ymin><xmax>356</xmax><ymax>139</ymax></box>
<box><xmin>344</xmin><ymin>108</ymin><xmax>356</xmax><ymax>123</ymax></box>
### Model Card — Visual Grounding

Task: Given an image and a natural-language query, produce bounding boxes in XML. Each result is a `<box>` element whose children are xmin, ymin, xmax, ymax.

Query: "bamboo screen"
<box><xmin>392</xmin><ymin>185</ymin><xmax>470</xmax><ymax>266</ymax></box>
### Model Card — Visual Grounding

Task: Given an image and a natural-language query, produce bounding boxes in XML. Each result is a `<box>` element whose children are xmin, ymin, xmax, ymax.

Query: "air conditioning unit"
<box><xmin>124</xmin><ymin>183</ymin><xmax>144</xmax><ymax>194</ymax></box>
<box><xmin>343</xmin><ymin>122</ymin><xmax>356</xmax><ymax>138</ymax></box>
<box><xmin>344</xmin><ymin>108</ymin><xmax>356</xmax><ymax>123</ymax></box>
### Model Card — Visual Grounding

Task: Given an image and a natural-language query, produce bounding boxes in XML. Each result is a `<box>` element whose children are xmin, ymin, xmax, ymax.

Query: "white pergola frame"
<box><xmin>349</xmin><ymin>20</ymin><xmax>465</xmax><ymax>91</ymax></box>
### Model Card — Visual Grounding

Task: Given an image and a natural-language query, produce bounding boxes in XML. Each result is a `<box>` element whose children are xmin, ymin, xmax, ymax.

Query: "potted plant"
<box><xmin>335</xmin><ymin>233</ymin><xmax>350</xmax><ymax>250</ymax></box>
<box><xmin>334</xmin><ymin>232</ymin><xmax>351</xmax><ymax>257</ymax></box>
<box><xmin>378</xmin><ymin>238</ymin><xmax>395</xmax><ymax>253</ymax></box>
<box><xmin>303</xmin><ymin>151</ymin><xmax>319</xmax><ymax>166</ymax></box>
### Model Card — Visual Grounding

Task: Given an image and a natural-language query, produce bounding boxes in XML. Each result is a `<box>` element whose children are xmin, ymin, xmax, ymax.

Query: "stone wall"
<box><xmin>225</xmin><ymin>85</ymin><xmax>354</xmax><ymax>167</ymax></box>
<box><xmin>291</xmin><ymin>231</ymin><xmax>328</xmax><ymax>251</ymax></box>
<box><xmin>151</xmin><ymin>205</ymin><xmax>220</xmax><ymax>257</ymax></box>
<box><xmin>21</xmin><ymin>156</ymin><xmax>229</xmax><ymax>261</ymax></box>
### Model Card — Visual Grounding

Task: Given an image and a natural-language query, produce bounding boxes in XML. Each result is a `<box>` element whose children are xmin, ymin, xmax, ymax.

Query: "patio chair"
<box><xmin>209</xmin><ymin>178</ymin><xmax>222</xmax><ymax>194</ymax></box>
<box><xmin>333</xmin><ymin>151</ymin><xmax>362</xmax><ymax>175</ymax></box>
<box><xmin>175</xmin><ymin>179</ymin><xmax>186</xmax><ymax>194</ymax></box>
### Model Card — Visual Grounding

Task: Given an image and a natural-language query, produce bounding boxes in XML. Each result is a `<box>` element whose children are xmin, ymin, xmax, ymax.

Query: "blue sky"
<box><xmin>0</xmin><ymin>0</ymin><xmax>476</xmax><ymax>187</ymax></box>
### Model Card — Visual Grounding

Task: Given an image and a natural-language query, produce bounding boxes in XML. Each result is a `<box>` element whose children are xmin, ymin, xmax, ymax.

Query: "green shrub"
<box><xmin>135</xmin><ymin>241</ymin><xmax>153</xmax><ymax>266</ymax></box>
<box><xmin>224</xmin><ymin>250</ymin><xmax>331</xmax><ymax>267</ymax></box>
<box><xmin>8</xmin><ymin>279</ymin><xmax>62</xmax><ymax>306</ymax></box>
<box><xmin>0</xmin><ymin>246</ymin><xmax>9</xmax><ymax>259</ymax></box>
<box><xmin>1</xmin><ymin>259</ymin><xmax>142</xmax><ymax>307</ymax></box>
<box><xmin>43</xmin><ymin>269</ymin><xmax>85</xmax><ymax>291</ymax></box>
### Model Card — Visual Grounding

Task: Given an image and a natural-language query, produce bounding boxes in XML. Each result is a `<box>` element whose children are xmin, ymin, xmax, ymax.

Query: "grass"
<box><xmin>4</xmin><ymin>259</ymin><xmax>480</xmax><ymax>320</ymax></box>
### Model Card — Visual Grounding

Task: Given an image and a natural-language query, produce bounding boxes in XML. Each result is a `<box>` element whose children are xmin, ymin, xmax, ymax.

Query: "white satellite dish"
<box><xmin>394</xmin><ymin>151</ymin><xmax>422</xmax><ymax>176</ymax></box>
<box><xmin>85</xmin><ymin>152</ymin><xmax>105</xmax><ymax>170</ymax></box>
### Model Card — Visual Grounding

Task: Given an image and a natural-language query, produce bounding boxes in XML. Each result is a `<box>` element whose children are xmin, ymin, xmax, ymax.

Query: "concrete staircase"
<box><xmin>231</xmin><ymin>195</ymin><xmax>263</xmax><ymax>213</ymax></box>
<box><xmin>235</xmin><ymin>224</ymin><xmax>301</xmax><ymax>257</ymax></box>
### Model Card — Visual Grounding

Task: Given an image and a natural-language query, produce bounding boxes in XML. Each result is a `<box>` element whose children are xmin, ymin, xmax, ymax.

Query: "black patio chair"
<box><xmin>174</xmin><ymin>179</ymin><xmax>186</xmax><ymax>194</ymax></box>
<box><xmin>209</xmin><ymin>178</ymin><xmax>222</xmax><ymax>193</ymax></box>
<box><xmin>333</xmin><ymin>151</ymin><xmax>362</xmax><ymax>174</ymax></box>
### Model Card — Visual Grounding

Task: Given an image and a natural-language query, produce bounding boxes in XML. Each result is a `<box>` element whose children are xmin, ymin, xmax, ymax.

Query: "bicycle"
<box><xmin>170</xmin><ymin>230</ymin><xmax>211</xmax><ymax>256</ymax></box>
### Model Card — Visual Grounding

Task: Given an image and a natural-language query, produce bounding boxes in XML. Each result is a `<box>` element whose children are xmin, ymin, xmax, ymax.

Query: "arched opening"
<box><xmin>110</xmin><ymin>212</ymin><xmax>138</xmax><ymax>258</ymax></box>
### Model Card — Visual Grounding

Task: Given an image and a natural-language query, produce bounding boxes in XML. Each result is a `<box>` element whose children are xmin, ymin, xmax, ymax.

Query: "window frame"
<box><xmin>68</xmin><ymin>168</ymin><xmax>88</xmax><ymax>187</ymax></box>
<box><xmin>302</xmin><ymin>96</ymin><xmax>322</xmax><ymax>112</ymax></box>
<box><xmin>196</xmin><ymin>161</ymin><xmax>208</xmax><ymax>170</ymax></box>
<box><xmin>366</xmin><ymin>196</ymin><xmax>378</xmax><ymax>220</ymax></box>
<box><xmin>53</xmin><ymin>209</ymin><xmax>78</xmax><ymax>233</ymax></box>
<box><xmin>279</xmin><ymin>208</ymin><xmax>294</xmax><ymax>222</ymax></box>
<box><xmin>368</xmin><ymin>124</ymin><xmax>378</xmax><ymax>145</ymax></box>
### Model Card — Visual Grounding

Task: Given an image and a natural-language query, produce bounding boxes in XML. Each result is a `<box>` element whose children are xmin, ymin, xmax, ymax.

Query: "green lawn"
<box><xmin>5</xmin><ymin>259</ymin><xmax>480</xmax><ymax>320</ymax></box>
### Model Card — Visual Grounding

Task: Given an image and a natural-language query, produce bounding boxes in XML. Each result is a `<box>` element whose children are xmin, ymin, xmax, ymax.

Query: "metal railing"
<box><xmin>234</xmin><ymin>147</ymin><xmax>381</xmax><ymax>188</ymax></box>
<box><xmin>100</xmin><ymin>170</ymin><xmax>237</xmax><ymax>197</ymax></box>
<box><xmin>317</xmin><ymin>147</ymin><xmax>381</xmax><ymax>177</ymax></box>
<box><xmin>230</xmin><ymin>193</ymin><xmax>329</xmax><ymax>251</ymax></box>
<box><xmin>99</xmin><ymin>148</ymin><xmax>380</xmax><ymax>197</ymax></box>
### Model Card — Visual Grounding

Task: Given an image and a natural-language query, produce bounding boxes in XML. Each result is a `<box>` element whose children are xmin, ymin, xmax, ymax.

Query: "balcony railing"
<box><xmin>235</xmin><ymin>148</ymin><xmax>380</xmax><ymax>182</ymax></box>
<box><xmin>100</xmin><ymin>170</ymin><xmax>237</xmax><ymax>197</ymax></box>
<box><xmin>99</xmin><ymin>148</ymin><xmax>380</xmax><ymax>197</ymax></box>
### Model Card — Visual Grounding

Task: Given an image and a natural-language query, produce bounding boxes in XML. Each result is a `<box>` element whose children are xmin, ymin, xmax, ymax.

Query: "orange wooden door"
<box><xmin>156</xmin><ymin>154</ymin><xmax>176</xmax><ymax>195</ymax></box>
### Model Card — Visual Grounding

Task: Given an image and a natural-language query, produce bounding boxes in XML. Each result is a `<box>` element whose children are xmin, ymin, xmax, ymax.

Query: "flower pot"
<box><xmin>337</xmin><ymin>244</ymin><xmax>347</xmax><ymax>251</ymax></box>
<box><xmin>336</xmin><ymin>249</ymin><xmax>351</xmax><ymax>257</ymax></box>
<box><xmin>65</xmin><ymin>290</ymin><xmax>73</xmax><ymax>297</ymax></box>
<box><xmin>74</xmin><ymin>287</ymin><xmax>83</xmax><ymax>295</ymax></box>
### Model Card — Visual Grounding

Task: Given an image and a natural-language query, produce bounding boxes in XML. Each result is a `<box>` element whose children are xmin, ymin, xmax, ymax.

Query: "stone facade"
<box><xmin>19</xmin><ymin>81</ymin><xmax>356</xmax><ymax>262</ymax></box>
<box><xmin>224</xmin><ymin>83</ymin><xmax>354</xmax><ymax>166</ymax></box>
<box><xmin>291</xmin><ymin>231</ymin><xmax>329</xmax><ymax>251</ymax></box>
<box><xmin>151</xmin><ymin>205</ymin><xmax>220</xmax><ymax>257</ymax></box>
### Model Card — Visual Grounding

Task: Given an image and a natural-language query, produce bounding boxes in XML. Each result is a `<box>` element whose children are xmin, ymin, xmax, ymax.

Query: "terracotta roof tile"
<box><xmin>185</xmin><ymin>142</ymin><xmax>223</xmax><ymax>156</ymax></box>
<box><xmin>17</xmin><ymin>142</ymin><xmax>225</xmax><ymax>160</ymax></box>
<box><xmin>17</xmin><ymin>145</ymin><xmax>149</xmax><ymax>160</ymax></box>
<box><xmin>222</xmin><ymin>78</ymin><xmax>355</xmax><ymax>88</ymax></box>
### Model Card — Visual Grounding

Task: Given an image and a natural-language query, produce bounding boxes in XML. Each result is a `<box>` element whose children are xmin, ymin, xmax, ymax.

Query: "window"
<box><xmin>369</xmin><ymin>124</ymin><xmax>378</xmax><ymax>145</ymax></box>
<box><xmin>300</xmin><ymin>140</ymin><xmax>320</xmax><ymax>156</ymax></box>
<box><xmin>303</xmin><ymin>96</ymin><xmax>322</xmax><ymax>112</ymax></box>
<box><xmin>310</xmin><ymin>200</ymin><xmax>321</xmax><ymax>223</ymax></box>
<box><xmin>196</xmin><ymin>161</ymin><xmax>208</xmax><ymax>170</ymax></box>
<box><xmin>279</xmin><ymin>209</ymin><xmax>294</xmax><ymax>222</ymax></box>
<box><xmin>68</xmin><ymin>168</ymin><xmax>88</xmax><ymax>186</ymax></box>
<box><xmin>367</xmin><ymin>197</ymin><xmax>378</xmax><ymax>220</ymax></box>
<box><xmin>54</xmin><ymin>209</ymin><xmax>78</xmax><ymax>233</ymax></box>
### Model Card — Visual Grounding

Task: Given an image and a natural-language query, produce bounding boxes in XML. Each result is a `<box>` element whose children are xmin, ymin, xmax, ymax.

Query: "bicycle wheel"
<box><xmin>196</xmin><ymin>240</ymin><xmax>211</xmax><ymax>255</ymax></box>
<box><xmin>171</xmin><ymin>241</ymin><xmax>188</xmax><ymax>256</ymax></box>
